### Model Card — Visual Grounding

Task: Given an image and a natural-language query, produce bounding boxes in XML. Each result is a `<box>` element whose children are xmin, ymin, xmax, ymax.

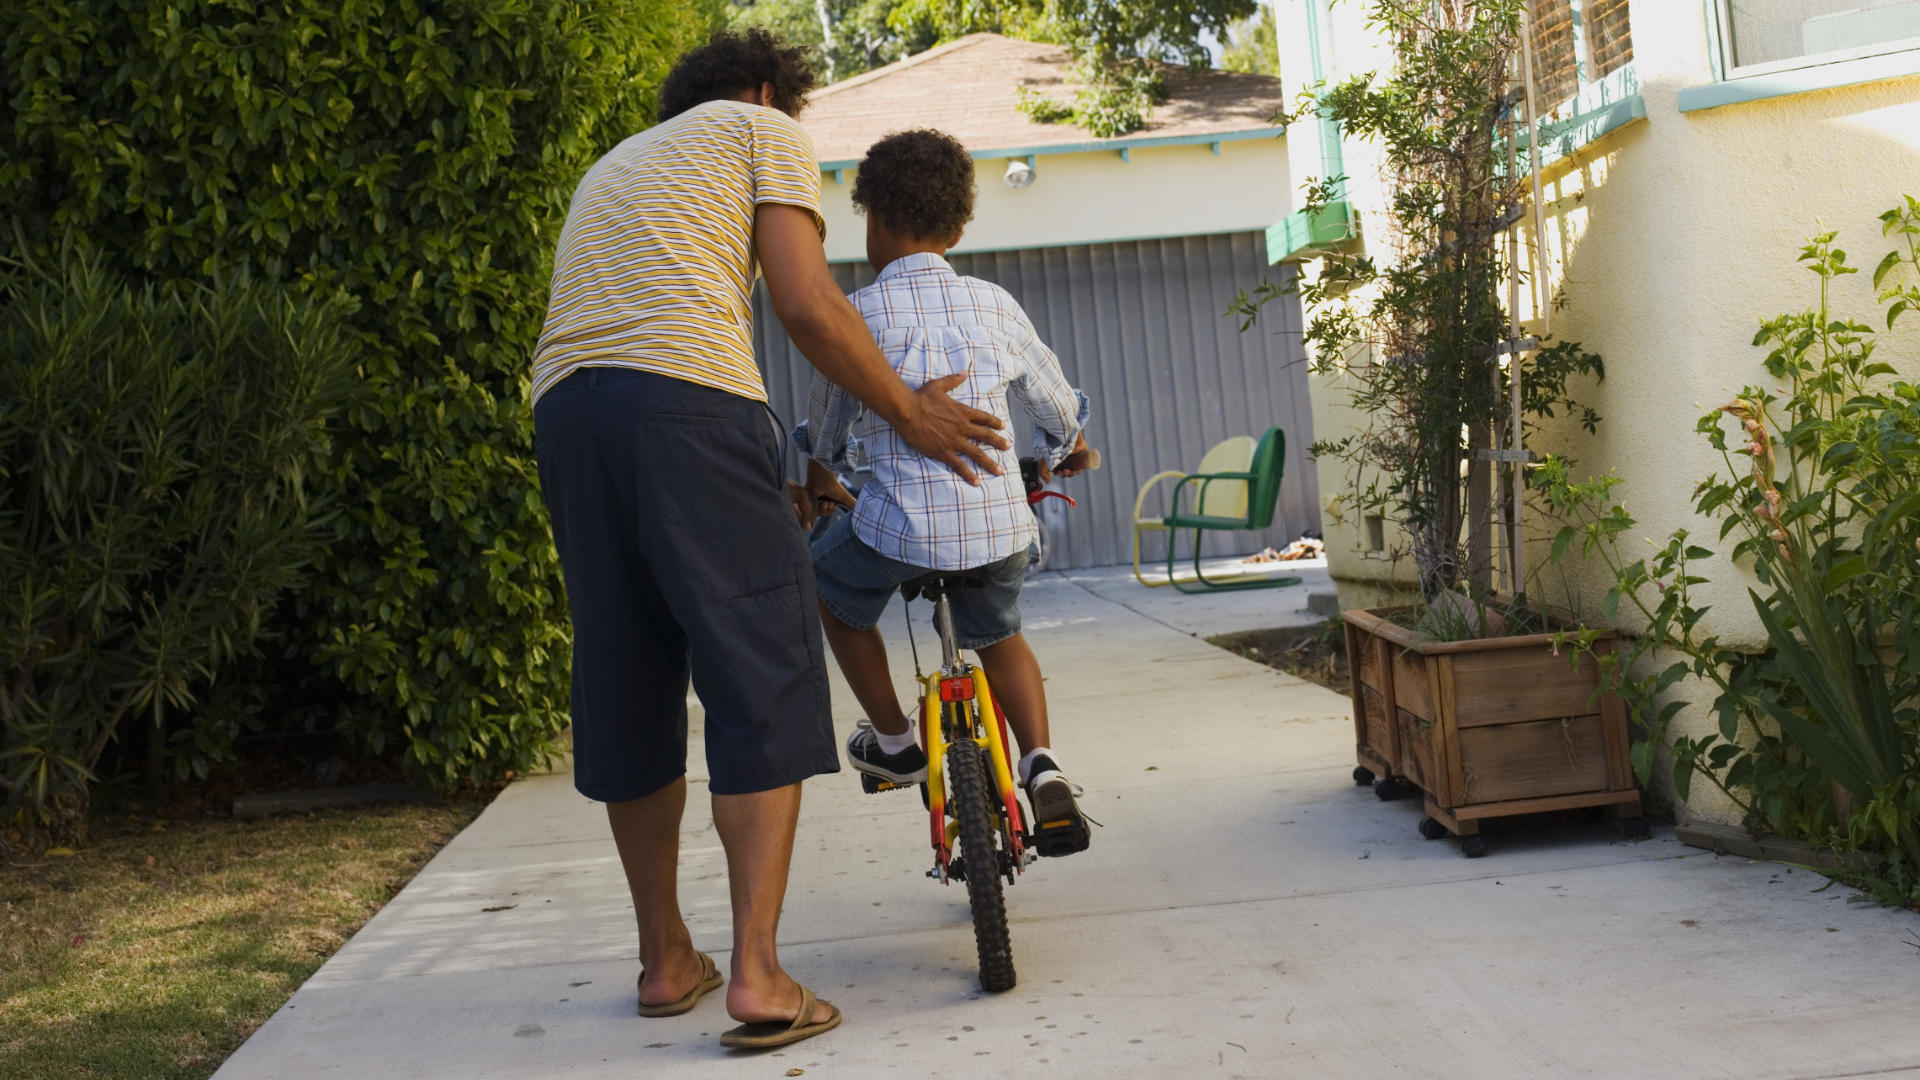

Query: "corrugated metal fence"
<box><xmin>753</xmin><ymin>230</ymin><xmax>1319</xmax><ymax>572</ymax></box>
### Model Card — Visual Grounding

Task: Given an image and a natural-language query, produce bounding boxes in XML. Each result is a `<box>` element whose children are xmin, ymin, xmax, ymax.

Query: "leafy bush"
<box><xmin>2</xmin><ymin>0</ymin><xmax>713</xmax><ymax>792</ymax></box>
<box><xmin>0</xmin><ymin>247</ymin><xmax>356</xmax><ymax>841</ymax></box>
<box><xmin>1545</xmin><ymin>200</ymin><xmax>1920</xmax><ymax>905</ymax></box>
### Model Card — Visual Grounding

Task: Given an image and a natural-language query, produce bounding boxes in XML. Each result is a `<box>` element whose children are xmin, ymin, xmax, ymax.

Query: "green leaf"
<box><xmin>1873</xmin><ymin>249</ymin><xmax>1901</xmax><ymax>287</ymax></box>
<box><xmin>1550</xmin><ymin>525</ymin><xmax>1576</xmax><ymax>564</ymax></box>
<box><xmin>1630</xmin><ymin>739</ymin><xmax>1654</xmax><ymax>784</ymax></box>
<box><xmin>1822</xmin><ymin>555</ymin><xmax>1868</xmax><ymax>591</ymax></box>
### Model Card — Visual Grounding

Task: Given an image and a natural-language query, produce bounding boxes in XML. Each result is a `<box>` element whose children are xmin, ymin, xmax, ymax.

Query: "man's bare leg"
<box><xmin>713</xmin><ymin>782</ymin><xmax>838</xmax><ymax>1025</ymax></box>
<box><xmin>606</xmin><ymin>777</ymin><xmax>706</xmax><ymax>1007</ymax></box>
<box><xmin>819</xmin><ymin>603</ymin><xmax>912</xmax><ymax>736</ymax></box>
<box><xmin>976</xmin><ymin>633</ymin><xmax>1049</xmax><ymax>757</ymax></box>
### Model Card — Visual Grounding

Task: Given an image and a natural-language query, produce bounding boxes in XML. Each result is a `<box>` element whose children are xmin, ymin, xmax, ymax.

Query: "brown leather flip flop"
<box><xmin>718</xmin><ymin>986</ymin><xmax>843</xmax><ymax>1049</ymax></box>
<box><xmin>637</xmin><ymin>950</ymin><xmax>723</xmax><ymax>1017</ymax></box>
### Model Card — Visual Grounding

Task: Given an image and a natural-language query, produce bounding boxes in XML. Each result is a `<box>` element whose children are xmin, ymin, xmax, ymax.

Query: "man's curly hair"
<box><xmin>851</xmin><ymin>129</ymin><xmax>977</xmax><ymax>241</ymax></box>
<box><xmin>660</xmin><ymin>29</ymin><xmax>816</xmax><ymax>121</ymax></box>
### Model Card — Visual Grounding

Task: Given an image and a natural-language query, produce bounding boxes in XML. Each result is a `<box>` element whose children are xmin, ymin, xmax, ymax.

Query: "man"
<box><xmin>530</xmin><ymin>30</ymin><xmax>1006</xmax><ymax>1050</ymax></box>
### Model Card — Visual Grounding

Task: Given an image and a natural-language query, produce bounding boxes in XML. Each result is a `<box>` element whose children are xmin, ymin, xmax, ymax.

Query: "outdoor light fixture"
<box><xmin>1003</xmin><ymin>157</ymin><xmax>1036</xmax><ymax>189</ymax></box>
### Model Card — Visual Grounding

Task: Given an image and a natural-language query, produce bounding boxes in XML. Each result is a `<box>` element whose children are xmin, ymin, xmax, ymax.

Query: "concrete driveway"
<box><xmin>213</xmin><ymin>565</ymin><xmax>1920</xmax><ymax>1080</ymax></box>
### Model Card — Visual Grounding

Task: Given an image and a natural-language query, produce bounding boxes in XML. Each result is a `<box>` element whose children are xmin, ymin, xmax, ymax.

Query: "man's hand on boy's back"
<box><xmin>897</xmin><ymin>372</ymin><xmax>1007</xmax><ymax>486</ymax></box>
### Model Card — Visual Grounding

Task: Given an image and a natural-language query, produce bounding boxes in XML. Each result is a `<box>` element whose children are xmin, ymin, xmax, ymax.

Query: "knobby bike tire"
<box><xmin>946</xmin><ymin>737</ymin><xmax>1015</xmax><ymax>992</ymax></box>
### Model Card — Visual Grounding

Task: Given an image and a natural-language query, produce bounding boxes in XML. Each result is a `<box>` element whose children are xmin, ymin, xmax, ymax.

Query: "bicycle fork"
<box><xmin>924</xmin><ymin>593</ymin><xmax>1029</xmax><ymax>884</ymax></box>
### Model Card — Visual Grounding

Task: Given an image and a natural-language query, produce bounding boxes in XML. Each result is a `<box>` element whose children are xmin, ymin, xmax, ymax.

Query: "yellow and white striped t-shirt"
<box><xmin>530</xmin><ymin>100</ymin><xmax>823</xmax><ymax>404</ymax></box>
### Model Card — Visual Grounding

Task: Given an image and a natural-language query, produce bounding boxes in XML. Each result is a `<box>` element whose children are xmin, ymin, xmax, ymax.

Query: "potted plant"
<box><xmin>1235</xmin><ymin>0</ymin><xmax>1637</xmax><ymax>855</ymax></box>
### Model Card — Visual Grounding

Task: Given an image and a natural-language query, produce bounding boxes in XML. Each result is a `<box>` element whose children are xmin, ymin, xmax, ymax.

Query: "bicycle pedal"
<box><xmin>1027</xmin><ymin>820</ymin><xmax>1092</xmax><ymax>858</ymax></box>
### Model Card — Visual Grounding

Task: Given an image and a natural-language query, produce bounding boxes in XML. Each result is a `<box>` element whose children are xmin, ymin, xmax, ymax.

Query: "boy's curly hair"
<box><xmin>852</xmin><ymin>129</ymin><xmax>977</xmax><ymax>241</ymax></box>
<box><xmin>660</xmin><ymin>29</ymin><xmax>816</xmax><ymax>121</ymax></box>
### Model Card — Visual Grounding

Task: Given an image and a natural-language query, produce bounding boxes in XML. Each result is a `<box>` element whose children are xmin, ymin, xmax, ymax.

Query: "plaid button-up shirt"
<box><xmin>794</xmin><ymin>253</ymin><xmax>1088</xmax><ymax>571</ymax></box>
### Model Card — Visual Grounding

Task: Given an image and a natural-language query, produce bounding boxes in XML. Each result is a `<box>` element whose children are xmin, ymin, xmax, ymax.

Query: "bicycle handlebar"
<box><xmin>1020</xmin><ymin>447</ymin><xmax>1101</xmax><ymax>507</ymax></box>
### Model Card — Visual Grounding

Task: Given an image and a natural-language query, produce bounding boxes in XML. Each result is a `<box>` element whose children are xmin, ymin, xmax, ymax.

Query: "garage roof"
<box><xmin>802</xmin><ymin>34</ymin><xmax>1287</xmax><ymax>168</ymax></box>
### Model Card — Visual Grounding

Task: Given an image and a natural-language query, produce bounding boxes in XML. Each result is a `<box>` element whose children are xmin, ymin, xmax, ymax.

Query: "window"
<box><xmin>1718</xmin><ymin>0</ymin><xmax>1920</xmax><ymax>77</ymax></box>
<box><xmin>1527</xmin><ymin>0</ymin><xmax>1635</xmax><ymax>116</ymax></box>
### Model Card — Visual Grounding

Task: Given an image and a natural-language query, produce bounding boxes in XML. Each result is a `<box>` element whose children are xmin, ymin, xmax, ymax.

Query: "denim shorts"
<box><xmin>534</xmin><ymin>367</ymin><xmax>838</xmax><ymax>801</ymax></box>
<box><xmin>810</xmin><ymin>513</ymin><xmax>1026</xmax><ymax>650</ymax></box>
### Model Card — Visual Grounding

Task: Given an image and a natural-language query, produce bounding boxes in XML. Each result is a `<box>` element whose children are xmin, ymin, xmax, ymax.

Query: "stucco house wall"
<box><xmin>816</xmin><ymin>138</ymin><xmax>1292</xmax><ymax>264</ymax></box>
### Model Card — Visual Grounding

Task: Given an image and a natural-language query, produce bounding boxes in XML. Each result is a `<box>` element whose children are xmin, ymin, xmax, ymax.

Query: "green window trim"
<box><xmin>1678</xmin><ymin>47</ymin><xmax>1920</xmax><ymax>113</ymax></box>
<box><xmin>1265</xmin><ymin>0</ymin><xmax>1351</xmax><ymax>266</ymax></box>
<box><xmin>1267</xmin><ymin>200</ymin><xmax>1355</xmax><ymax>264</ymax></box>
<box><xmin>1302</xmin><ymin>0</ymin><xmax>1346</xmax><ymax>200</ymax></box>
<box><xmin>1497</xmin><ymin>63</ymin><xmax>1644</xmax><ymax>173</ymax></box>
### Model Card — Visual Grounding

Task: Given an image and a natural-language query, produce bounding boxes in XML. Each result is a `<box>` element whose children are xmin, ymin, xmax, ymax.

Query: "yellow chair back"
<box><xmin>1192</xmin><ymin>435</ymin><xmax>1256</xmax><ymax>519</ymax></box>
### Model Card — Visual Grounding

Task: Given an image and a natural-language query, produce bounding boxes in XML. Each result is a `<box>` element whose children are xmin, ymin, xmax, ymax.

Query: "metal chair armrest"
<box><xmin>1131</xmin><ymin>470</ymin><xmax>1190</xmax><ymax>525</ymax></box>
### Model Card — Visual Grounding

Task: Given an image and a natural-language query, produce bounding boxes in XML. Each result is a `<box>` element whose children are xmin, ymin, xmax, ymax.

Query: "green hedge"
<box><xmin>3</xmin><ymin>0</ymin><xmax>713</xmax><ymax>790</ymax></box>
<box><xmin>1</xmin><ymin>249</ymin><xmax>358</xmax><ymax>837</ymax></box>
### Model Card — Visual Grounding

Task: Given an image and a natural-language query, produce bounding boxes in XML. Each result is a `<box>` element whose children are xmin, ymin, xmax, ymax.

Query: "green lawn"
<box><xmin>0</xmin><ymin>801</ymin><xmax>482</xmax><ymax>1080</ymax></box>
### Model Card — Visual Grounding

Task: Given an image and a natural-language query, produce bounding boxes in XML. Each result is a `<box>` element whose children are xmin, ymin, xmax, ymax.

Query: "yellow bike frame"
<box><xmin>921</xmin><ymin>664</ymin><xmax>1027</xmax><ymax>880</ymax></box>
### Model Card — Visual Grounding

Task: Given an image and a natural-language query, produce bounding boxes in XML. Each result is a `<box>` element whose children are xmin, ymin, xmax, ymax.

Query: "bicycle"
<box><xmin>860</xmin><ymin>451</ymin><xmax>1098</xmax><ymax>993</ymax></box>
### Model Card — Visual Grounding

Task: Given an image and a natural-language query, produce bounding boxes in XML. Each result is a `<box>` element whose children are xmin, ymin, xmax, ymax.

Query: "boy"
<box><xmin>794</xmin><ymin>128</ymin><xmax>1095</xmax><ymax>857</ymax></box>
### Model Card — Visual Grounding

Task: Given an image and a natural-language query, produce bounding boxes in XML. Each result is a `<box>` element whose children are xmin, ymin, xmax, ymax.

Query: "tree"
<box><xmin>1221</xmin><ymin>3</ymin><xmax>1278</xmax><ymax>76</ymax></box>
<box><xmin>731</xmin><ymin>0</ymin><xmax>936</xmax><ymax>82</ymax></box>
<box><xmin>1230</xmin><ymin>0</ymin><xmax>1602</xmax><ymax>602</ymax></box>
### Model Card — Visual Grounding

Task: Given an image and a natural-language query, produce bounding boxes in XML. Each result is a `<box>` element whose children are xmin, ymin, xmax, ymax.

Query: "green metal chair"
<box><xmin>1156</xmin><ymin>426</ymin><xmax>1297</xmax><ymax>593</ymax></box>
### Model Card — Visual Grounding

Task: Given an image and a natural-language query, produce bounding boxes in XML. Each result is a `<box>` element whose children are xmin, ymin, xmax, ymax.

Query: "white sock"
<box><xmin>875</xmin><ymin>726</ymin><xmax>918</xmax><ymax>756</ymax></box>
<box><xmin>1018</xmin><ymin>747</ymin><xmax>1056</xmax><ymax>785</ymax></box>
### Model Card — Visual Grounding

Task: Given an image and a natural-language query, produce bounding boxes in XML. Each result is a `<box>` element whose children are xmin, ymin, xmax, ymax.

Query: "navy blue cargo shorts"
<box><xmin>533</xmin><ymin>367</ymin><xmax>839</xmax><ymax>801</ymax></box>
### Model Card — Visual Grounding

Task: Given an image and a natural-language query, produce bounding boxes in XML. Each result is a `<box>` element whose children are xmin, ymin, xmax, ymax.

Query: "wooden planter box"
<box><xmin>1342</xmin><ymin>608</ymin><xmax>1643</xmax><ymax>856</ymax></box>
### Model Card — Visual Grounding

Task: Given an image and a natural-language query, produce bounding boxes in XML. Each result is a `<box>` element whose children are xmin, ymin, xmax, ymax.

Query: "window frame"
<box><xmin>1508</xmin><ymin>0</ymin><xmax>1644</xmax><ymax>173</ymax></box>
<box><xmin>1528</xmin><ymin>0</ymin><xmax>1636</xmax><ymax>123</ymax></box>
<box><xmin>1710</xmin><ymin>0</ymin><xmax>1920</xmax><ymax>81</ymax></box>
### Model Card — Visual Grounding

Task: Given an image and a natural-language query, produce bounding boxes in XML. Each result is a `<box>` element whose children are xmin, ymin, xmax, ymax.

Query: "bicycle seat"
<box><xmin>899</xmin><ymin>567</ymin><xmax>993</xmax><ymax>602</ymax></box>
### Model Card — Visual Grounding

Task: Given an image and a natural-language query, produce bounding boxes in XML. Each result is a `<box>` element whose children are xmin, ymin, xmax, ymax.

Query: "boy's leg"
<box><xmin>818</xmin><ymin>604</ymin><xmax>912</xmax><ymax>737</ymax></box>
<box><xmin>809</xmin><ymin>515</ymin><xmax>927</xmax><ymax>783</ymax></box>
<box><xmin>957</xmin><ymin>553</ymin><xmax>1091</xmax><ymax>857</ymax></box>
<box><xmin>974</xmin><ymin>633</ymin><xmax>1049</xmax><ymax>757</ymax></box>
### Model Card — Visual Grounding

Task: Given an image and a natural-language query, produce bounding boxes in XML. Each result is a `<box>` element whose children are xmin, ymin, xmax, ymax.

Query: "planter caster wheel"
<box><xmin>1374</xmin><ymin>777</ymin><xmax>1409</xmax><ymax>801</ymax></box>
<box><xmin>1460</xmin><ymin>835</ymin><xmax>1488</xmax><ymax>858</ymax></box>
<box><xmin>1353</xmin><ymin>766</ymin><xmax>1376</xmax><ymax>786</ymax></box>
<box><xmin>1621</xmin><ymin>817</ymin><xmax>1651</xmax><ymax>841</ymax></box>
<box><xmin>1418</xmin><ymin>816</ymin><xmax>1449</xmax><ymax>841</ymax></box>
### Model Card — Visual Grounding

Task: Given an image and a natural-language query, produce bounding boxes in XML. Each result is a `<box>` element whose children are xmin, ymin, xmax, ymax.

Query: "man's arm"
<box><xmin>755</xmin><ymin>203</ymin><xmax>1008</xmax><ymax>483</ymax></box>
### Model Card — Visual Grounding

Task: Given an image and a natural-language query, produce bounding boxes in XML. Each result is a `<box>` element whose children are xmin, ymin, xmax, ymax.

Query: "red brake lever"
<box><xmin>1027</xmin><ymin>490</ymin><xmax>1076</xmax><ymax>508</ymax></box>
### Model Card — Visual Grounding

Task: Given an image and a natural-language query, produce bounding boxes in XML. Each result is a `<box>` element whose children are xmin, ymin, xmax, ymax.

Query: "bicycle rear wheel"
<box><xmin>946</xmin><ymin>737</ymin><xmax>1015</xmax><ymax>992</ymax></box>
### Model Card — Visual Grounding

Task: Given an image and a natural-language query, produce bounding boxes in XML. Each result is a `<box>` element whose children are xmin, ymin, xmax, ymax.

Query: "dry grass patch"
<box><xmin>0</xmin><ymin>802</ymin><xmax>481</xmax><ymax>1080</ymax></box>
<box><xmin>1209</xmin><ymin>618</ymin><xmax>1351</xmax><ymax>695</ymax></box>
